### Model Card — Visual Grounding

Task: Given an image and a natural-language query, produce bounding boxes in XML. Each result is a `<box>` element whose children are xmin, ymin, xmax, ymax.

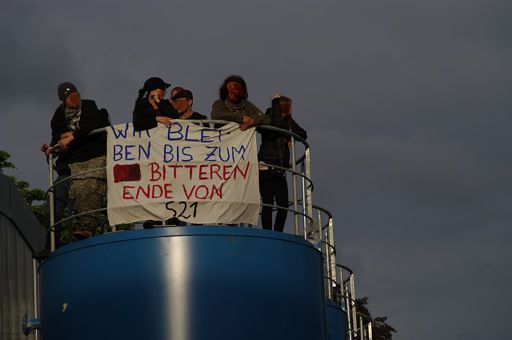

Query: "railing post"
<box><xmin>345</xmin><ymin>282</ymin><xmax>353</xmax><ymax>340</ymax></box>
<box><xmin>301</xmin><ymin>162</ymin><xmax>307</xmax><ymax>238</ymax></box>
<box><xmin>304</xmin><ymin>147</ymin><xmax>317</xmax><ymax>240</ymax></box>
<box><xmin>48</xmin><ymin>153</ymin><xmax>56</xmax><ymax>252</ymax></box>
<box><xmin>323</xmin><ymin>239</ymin><xmax>332</xmax><ymax>299</ymax></box>
<box><xmin>337</xmin><ymin>265</ymin><xmax>343</xmax><ymax>306</ymax></box>
<box><xmin>32</xmin><ymin>259</ymin><xmax>40</xmax><ymax>340</ymax></box>
<box><xmin>359</xmin><ymin>315</ymin><xmax>364</xmax><ymax>340</ymax></box>
<box><xmin>328</xmin><ymin>218</ymin><xmax>336</xmax><ymax>285</ymax></box>
<box><xmin>368</xmin><ymin>321</ymin><xmax>373</xmax><ymax>340</ymax></box>
<box><xmin>289</xmin><ymin>136</ymin><xmax>299</xmax><ymax>236</ymax></box>
<box><xmin>317</xmin><ymin>210</ymin><xmax>323</xmax><ymax>242</ymax></box>
<box><xmin>350</xmin><ymin>274</ymin><xmax>358</xmax><ymax>337</ymax></box>
<box><xmin>318</xmin><ymin>209</ymin><xmax>329</xmax><ymax>298</ymax></box>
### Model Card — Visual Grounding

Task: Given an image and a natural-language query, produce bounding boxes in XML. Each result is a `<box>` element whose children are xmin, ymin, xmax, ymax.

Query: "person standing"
<box><xmin>133</xmin><ymin>77</ymin><xmax>177</xmax><ymax>131</ymax></box>
<box><xmin>169</xmin><ymin>86</ymin><xmax>184</xmax><ymax>111</ymax></box>
<box><xmin>171</xmin><ymin>89</ymin><xmax>207</xmax><ymax>120</ymax></box>
<box><xmin>41</xmin><ymin>82</ymin><xmax>110</xmax><ymax>240</ymax></box>
<box><xmin>211</xmin><ymin>75</ymin><xmax>270</xmax><ymax>129</ymax></box>
<box><xmin>258</xmin><ymin>95</ymin><xmax>307</xmax><ymax>232</ymax></box>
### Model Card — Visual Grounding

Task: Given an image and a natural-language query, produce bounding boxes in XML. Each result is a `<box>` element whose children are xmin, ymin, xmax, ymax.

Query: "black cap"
<box><xmin>143</xmin><ymin>77</ymin><xmax>171</xmax><ymax>92</ymax></box>
<box><xmin>172</xmin><ymin>89</ymin><xmax>193</xmax><ymax>100</ymax></box>
<box><xmin>58</xmin><ymin>82</ymin><xmax>78</xmax><ymax>101</ymax></box>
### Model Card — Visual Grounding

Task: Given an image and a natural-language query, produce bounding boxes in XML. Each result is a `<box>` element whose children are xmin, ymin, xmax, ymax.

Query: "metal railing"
<box><xmin>45</xmin><ymin>120</ymin><xmax>318</xmax><ymax>250</ymax></box>
<box><xmin>314</xmin><ymin>203</ymin><xmax>373</xmax><ymax>339</ymax></box>
<box><xmin>324</xmin><ymin>264</ymin><xmax>373</xmax><ymax>340</ymax></box>
<box><xmin>43</xmin><ymin>119</ymin><xmax>370</xmax><ymax>339</ymax></box>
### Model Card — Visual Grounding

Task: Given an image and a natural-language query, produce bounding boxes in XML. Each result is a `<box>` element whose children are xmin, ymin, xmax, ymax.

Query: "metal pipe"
<box><xmin>328</xmin><ymin>218</ymin><xmax>337</xmax><ymax>285</ymax></box>
<box><xmin>301</xmin><ymin>162</ymin><xmax>307</xmax><ymax>238</ymax></box>
<box><xmin>290</xmin><ymin>136</ymin><xmax>299</xmax><ymax>236</ymax></box>
<box><xmin>350</xmin><ymin>274</ymin><xmax>358</xmax><ymax>337</ymax></box>
<box><xmin>32</xmin><ymin>259</ymin><xmax>39</xmax><ymax>340</ymax></box>
<box><xmin>323</xmin><ymin>240</ymin><xmax>331</xmax><ymax>298</ymax></box>
<box><xmin>338</xmin><ymin>265</ymin><xmax>344</xmax><ymax>307</ymax></box>
<box><xmin>48</xmin><ymin>153</ymin><xmax>55</xmax><ymax>252</ymax></box>
<box><xmin>317</xmin><ymin>210</ymin><xmax>323</xmax><ymax>245</ymax></box>
<box><xmin>359</xmin><ymin>315</ymin><xmax>364</xmax><ymax>340</ymax></box>
<box><xmin>304</xmin><ymin>148</ymin><xmax>316</xmax><ymax>240</ymax></box>
<box><xmin>323</xmin><ymin>225</ymin><xmax>331</xmax><ymax>294</ymax></box>
<box><xmin>345</xmin><ymin>284</ymin><xmax>353</xmax><ymax>340</ymax></box>
<box><xmin>318</xmin><ymin>210</ymin><xmax>330</xmax><ymax>298</ymax></box>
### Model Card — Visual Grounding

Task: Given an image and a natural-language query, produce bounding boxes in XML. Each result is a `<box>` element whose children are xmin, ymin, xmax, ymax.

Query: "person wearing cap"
<box><xmin>132</xmin><ymin>77</ymin><xmax>177</xmax><ymax>131</ymax></box>
<box><xmin>171</xmin><ymin>89</ymin><xmax>207</xmax><ymax>120</ymax></box>
<box><xmin>169</xmin><ymin>86</ymin><xmax>184</xmax><ymax>111</ymax></box>
<box><xmin>211</xmin><ymin>75</ymin><xmax>270</xmax><ymax>130</ymax></box>
<box><xmin>258</xmin><ymin>94</ymin><xmax>307</xmax><ymax>232</ymax></box>
<box><xmin>40</xmin><ymin>82</ymin><xmax>110</xmax><ymax>241</ymax></box>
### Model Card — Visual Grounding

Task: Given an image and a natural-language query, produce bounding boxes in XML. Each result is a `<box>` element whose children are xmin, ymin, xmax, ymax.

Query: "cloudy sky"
<box><xmin>1</xmin><ymin>0</ymin><xmax>511</xmax><ymax>339</ymax></box>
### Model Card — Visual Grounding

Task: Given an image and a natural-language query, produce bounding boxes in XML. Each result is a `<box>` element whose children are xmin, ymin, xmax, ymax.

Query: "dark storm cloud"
<box><xmin>0</xmin><ymin>1</ymin><xmax>82</xmax><ymax>105</ymax></box>
<box><xmin>1</xmin><ymin>1</ymin><xmax>510</xmax><ymax>339</ymax></box>
<box><xmin>0</xmin><ymin>0</ymin><xmax>83</xmax><ymax>186</ymax></box>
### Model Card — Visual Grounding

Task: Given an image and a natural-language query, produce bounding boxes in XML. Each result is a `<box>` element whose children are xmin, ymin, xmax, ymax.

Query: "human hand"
<box><xmin>156</xmin><ymin>116</ymin><xmax>173</xmax><ymax>128</ymax></box>
<box><xmin>60</xmin><ymin>132</ymin><xmax>73</xmax><ymax>139</ymax></box>
<box><xmin>40</xmin><ymin>143</ymin><xmax>52</xmax><ymax>156</ymax></box>
<box><xmin>148</xmin><ymin>92</ymin><xmax>162</xmax><ymax>109</ymax></box>
<box><xmin>58</xmin><ymin>133</ymin><xmax>75</xmax><ymax>149</ymax></box>
<box><xmin>151</xmin><ymin>94</ymin><xmax>161</xmax><ymax>104</ymax></box>
<box><xmin>241</xmin><ymin>115</ymin><xmax>255</xmax><ymax>130</ymax></box>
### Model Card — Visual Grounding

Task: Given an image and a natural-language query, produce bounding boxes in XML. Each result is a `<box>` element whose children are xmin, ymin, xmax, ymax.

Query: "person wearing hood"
<box><xmin>258</xmin><ymin>94</ymin><xmax>307</xmax><ymax>232</ymax></box>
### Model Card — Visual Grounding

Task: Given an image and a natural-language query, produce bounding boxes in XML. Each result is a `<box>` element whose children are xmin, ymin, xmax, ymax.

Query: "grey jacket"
<box><xmin>211</xmin><ymin>99</ymin><xmax>271</xmax><ymax>125</ymax></box>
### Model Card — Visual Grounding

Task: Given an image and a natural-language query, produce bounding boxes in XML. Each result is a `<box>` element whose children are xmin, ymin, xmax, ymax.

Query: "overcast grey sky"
<box><xmin>1</xmin><ymin>1</ymin><xmax>511</xmax><ymax>339</ymax></box>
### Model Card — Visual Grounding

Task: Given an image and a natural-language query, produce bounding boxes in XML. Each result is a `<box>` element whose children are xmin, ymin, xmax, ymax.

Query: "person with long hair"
<box><xmin>211</xmin><ymin>75</ymin><xmax>270</xmax><ymax>129</ymax></box>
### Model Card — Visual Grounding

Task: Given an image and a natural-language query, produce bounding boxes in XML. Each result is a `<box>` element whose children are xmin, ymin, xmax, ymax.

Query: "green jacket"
<box><xmin>211</xmin><ymin>99</ymin><xmax>271</xmax><ymax>125</ymax></box>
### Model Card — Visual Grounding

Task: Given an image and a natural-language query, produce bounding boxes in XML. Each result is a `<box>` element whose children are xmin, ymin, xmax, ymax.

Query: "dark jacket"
<box><xmin>50</xmin><ymin>99</ymin><xmax>110</xmax><ymax>175</ymax></box>
<box><xmin>133</xmin><ymin>98</ymin><xmax>178</xmax><ymax>131</ymax></box>
<box><xmin>258</xmin><ymin>98</ymin><xmax>307</xmax><ymax>169</ymax></box>
<box><xmin>173</xmin><ymin>111</ymin><xmax>207</xmax><ymax>120</ymax></box>
<box><xmin>211</xmin><ymin>99</ymin><xmax>271</xmax><ymax>125</ymax></box>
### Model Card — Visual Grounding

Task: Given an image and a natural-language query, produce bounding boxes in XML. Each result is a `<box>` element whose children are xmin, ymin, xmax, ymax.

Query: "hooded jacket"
<box><xmin>258</xmin><ymin>98</ymin><xmax>307</xmax><ymax>169</ymax></box>
<box><xmin>50</xmin><ymin>99</ymin><xmax>110</xmax><ymax>175</ymax></box>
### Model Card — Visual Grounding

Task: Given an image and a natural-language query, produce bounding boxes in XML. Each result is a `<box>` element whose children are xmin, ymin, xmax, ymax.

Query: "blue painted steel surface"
<box><xmin>39</xmin><ymin>227</ymin><xmax>327</xmax><ymax>340</ymax></box>
<box><xmin>325</xmin><ymin>300</ymin><xmax>348</xmax><ymax>340</ymax></box>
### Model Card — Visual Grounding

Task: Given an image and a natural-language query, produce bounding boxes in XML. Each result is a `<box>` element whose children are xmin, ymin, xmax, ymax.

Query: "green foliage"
<box><xmin>1</xmin><ymin>150</ymin><xmax>46</xmax><ymax>224</ymax></box>
<box><xmin>0</xmin><ymin>150</ymin><xmax>16</xmax><ymax>173</ymax></box>
<box><xmin>356</xmin><ymin>297</ymin><xmax>397</xmax><ymax>340</ymax></box>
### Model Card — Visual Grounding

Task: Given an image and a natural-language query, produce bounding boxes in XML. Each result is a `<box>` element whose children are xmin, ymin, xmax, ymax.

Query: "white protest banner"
<box><xmin>106</xmin><ymin>121</ymin><xmax>260</xmax><ymax>225</ymax></box>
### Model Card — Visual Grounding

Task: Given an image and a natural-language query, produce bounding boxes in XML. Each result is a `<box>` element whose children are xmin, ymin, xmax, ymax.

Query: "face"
<box><xmin>170</xmin><ymin>88</ymin><xmax>182</xmax><ymax>109</ymax></box>
<box><xmin>174</xmin><ymin>98</ymin><xmax>191</xmax><ymax>114</ymax></box>
<box><xmin>280</xmin><ymin>102</ymin><xmax>292</xmax><ymax>119</ymax></box>
<box><xmin>149</xmin><ymin>88</ymin><xmax>165</xmax><ymax>99</ymax></box>
<box><xmin>65</xmin><ymin>92</ymin><xmax>81</xmax><ymax>109</ymax></box>
<box><xmin>226</xmin><ymin>81</ymin><xmax>244</xmax><ymax>103</ymax></box>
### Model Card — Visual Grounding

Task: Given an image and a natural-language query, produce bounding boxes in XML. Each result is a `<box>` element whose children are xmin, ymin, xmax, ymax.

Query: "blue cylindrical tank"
<box><xmin>325</xmin><ymin>300</ymin><xmax>348</xmax><ymax>340</ymax></box>
<box><xmin>39</xmin><ymin>227</ymin><xmax>327</xmax><ymax>340</ymax></box>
